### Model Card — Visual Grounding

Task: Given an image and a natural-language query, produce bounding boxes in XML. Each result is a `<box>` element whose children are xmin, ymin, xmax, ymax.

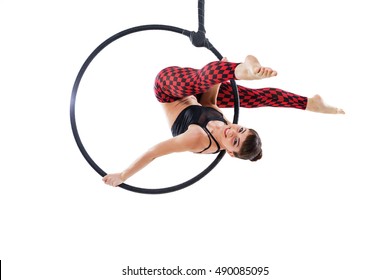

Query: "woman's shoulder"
<box><xmin>181</xmin><ymin>125</ymin><xmax>209</xmax><ymax>151</ymax></box>
<box><xmin>186</xmin><ymin>124</ymin><xmax>207</xmax><ymax>138</ymax></box>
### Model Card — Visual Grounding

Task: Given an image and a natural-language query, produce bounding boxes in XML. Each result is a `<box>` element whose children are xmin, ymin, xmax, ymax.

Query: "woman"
<box><xmin>103</xmin><ymin>55</ymin><xmax>344</xmax><ymax>187</ymax></box>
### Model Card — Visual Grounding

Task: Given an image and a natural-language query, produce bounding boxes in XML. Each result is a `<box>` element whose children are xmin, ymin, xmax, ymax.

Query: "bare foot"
<box><xmin>306</xmin><ymin>94</ymin><xmax>345</xmax><ymax>114</ymax></box>
<box><xmin>235</xmin><ymin>55</ymin><xmax>277</xmax><ymax>80</ymax></box>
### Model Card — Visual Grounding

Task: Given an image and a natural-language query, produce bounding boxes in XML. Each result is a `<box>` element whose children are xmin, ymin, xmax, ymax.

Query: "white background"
<box><xmin>1</xmin><ymin>0</ymin><xmax>389</xmax><ymax>279</ymax></box>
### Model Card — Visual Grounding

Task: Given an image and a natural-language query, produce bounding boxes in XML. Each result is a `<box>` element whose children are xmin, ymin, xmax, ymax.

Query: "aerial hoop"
<box><xmin>70</xmin><ymin>1</ymin><xmax>240</xmax><ymax>194</ymax></box>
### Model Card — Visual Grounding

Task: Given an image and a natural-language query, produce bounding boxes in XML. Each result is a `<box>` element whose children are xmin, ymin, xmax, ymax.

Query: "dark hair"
<box><xmin>233</xmin><ymin>129</ymin><xmax>262</xmax><ymax>162</ymax></box>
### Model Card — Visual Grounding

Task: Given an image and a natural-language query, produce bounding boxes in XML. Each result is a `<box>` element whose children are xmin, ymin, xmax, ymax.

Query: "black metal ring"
<box><xmin>70</xmin><ymin>24</ymin><xmax>240</xmax><ymax>194</ymax></box>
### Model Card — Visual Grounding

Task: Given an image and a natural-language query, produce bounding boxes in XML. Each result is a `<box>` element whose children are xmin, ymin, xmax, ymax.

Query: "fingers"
<box><xmin>102</xmin><ymin>174</ymin><xmax>121</xmax><ymax>187</ymax></box>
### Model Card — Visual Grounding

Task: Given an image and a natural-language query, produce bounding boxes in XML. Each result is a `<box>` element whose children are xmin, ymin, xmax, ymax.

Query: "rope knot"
<box><xmin>190</xmin><ymin>31</ymin><xmax>210</xmax><ymax>48</ymax></box>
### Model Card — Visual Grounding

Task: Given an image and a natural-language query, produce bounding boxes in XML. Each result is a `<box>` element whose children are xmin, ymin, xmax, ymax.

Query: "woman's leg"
<box><xmin>154</xmin><ymin>61</ymin><xmax>239</xmax><ymax>103</ymax></box>
<box><xmin>154</xmin><ymin>55</ymin><xmax>276</xmax><ymax>103</ymax></box>
<box><xmin>217</xmin><ymin>83</ymin><xmax>308</xmax><ymax>109</ymax></box>
<box><xmin>217</xmin><ymin>83</ymin><xmax>345</xmax><ymax>114</ymax></box>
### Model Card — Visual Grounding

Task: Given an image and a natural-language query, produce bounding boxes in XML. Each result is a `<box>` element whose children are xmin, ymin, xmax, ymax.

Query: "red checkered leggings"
<box><xmin>154</xmin><ymin>61</ymin><xmax>307</xmax><ymax>109</ymax></box>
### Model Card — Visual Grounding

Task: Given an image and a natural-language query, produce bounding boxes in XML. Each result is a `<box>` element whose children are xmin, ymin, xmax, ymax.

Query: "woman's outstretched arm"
<box><xmin>102</xmin><ymin>131</ymin><xmax>201</xmax><ymax>187</ymax></box>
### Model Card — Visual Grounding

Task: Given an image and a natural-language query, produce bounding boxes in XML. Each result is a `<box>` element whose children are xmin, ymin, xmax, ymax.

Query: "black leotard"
<box><xmin>171</xmin><ymin>105</ymin><xmax>227</xmax><ymax>154</ymax></box>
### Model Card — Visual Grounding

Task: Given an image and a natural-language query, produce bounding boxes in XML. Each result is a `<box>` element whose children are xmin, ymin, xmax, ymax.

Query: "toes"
<box><xmin>263</xmin><ymin>67</ymin><xmax>276</xmax><ymax>77</ymax></box>
<box><xmin>259</xmin><ymin>68</ymin><xmax>265</xmax><ymax>76</ymax></box>
<box><xmin>256</xmin><ymin>67</ymin><xmax>277</xmax><ymax>78</ymax></box>
<box><xmin>253</xmin><ymin>66</ymin><xmax>261</xmax><ymax>75</ymax></box>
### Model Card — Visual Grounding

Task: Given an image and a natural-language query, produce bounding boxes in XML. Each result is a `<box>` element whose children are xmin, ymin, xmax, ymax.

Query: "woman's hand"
<box><xmin>102</xmin><ymin>173</ymin><xmax>124</xmax><ymax>187</ymax></box>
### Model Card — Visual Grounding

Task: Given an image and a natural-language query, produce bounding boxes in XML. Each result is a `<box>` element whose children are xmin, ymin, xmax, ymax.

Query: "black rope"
<box><xmin>190</xmin><ymin>0</ymin><xmax>210</xmax><ymax>48</ymax></box>
<box><xmin>70</xmin><ymin>1</ymin><xmax>240</xmax><ymax>194</ymax></box>
<box><xmin>197</xmin><ymin>0</ymin><xmax>206</xmax><ymax>34</ymax></box>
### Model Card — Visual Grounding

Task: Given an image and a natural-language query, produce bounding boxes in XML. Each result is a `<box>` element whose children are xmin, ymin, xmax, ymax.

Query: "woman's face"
<box><xmin>221</xmin><ymin>124</ymin><xmax>250</xmax><ymax>156</ymax></box>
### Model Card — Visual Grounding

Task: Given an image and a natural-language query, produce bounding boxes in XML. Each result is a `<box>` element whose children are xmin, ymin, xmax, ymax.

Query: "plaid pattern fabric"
<box><xmin>217</xmin><ymin>83</ymin><xmax>307</xmax><ymax>109</ymax></box>
<box><xmin>154</xmin><ymin>61</ymin><xmax>307</xmax><ymax>110</ymax></box>
<box><xmin>154</xmin><ymin>61</ymin><xmax>238</xmax><ymax>103</ymax></box>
